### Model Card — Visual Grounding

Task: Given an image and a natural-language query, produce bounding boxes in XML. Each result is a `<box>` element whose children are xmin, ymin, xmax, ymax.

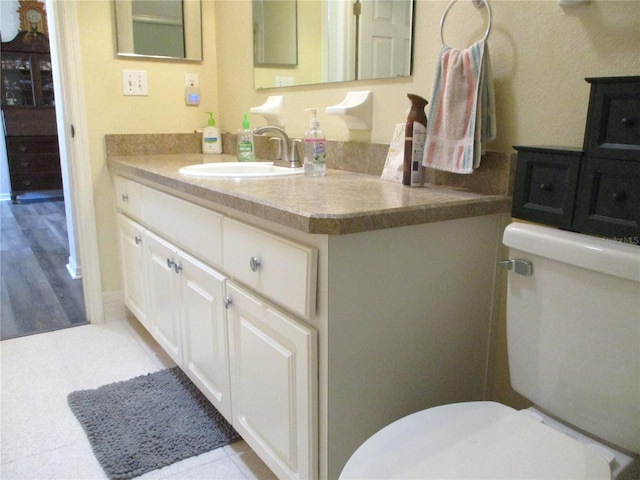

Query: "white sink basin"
<box><xmin>179</xmin><ymin>162</ymin><xmax>304</xmax><ymax>178</ymax></box>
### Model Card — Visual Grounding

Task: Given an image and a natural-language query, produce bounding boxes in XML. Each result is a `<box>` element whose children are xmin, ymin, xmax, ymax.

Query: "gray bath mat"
<box><xmin>68</xmin><ymin>367</ymin><xmax>240</xmax><ymax>479</ymax></box>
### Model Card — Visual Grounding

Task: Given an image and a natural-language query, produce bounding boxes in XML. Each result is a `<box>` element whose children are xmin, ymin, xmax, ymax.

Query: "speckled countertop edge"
<box><xmin>109</xmin><ymin>153</ymin><xmax>512</xmax><ymax>235</ymax></box>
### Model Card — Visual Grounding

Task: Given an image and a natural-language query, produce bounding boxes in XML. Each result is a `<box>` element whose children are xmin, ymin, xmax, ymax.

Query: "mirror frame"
<box><xmin>114</xmin><ymin>0</ymin><xmax>203</xmax><ymax>62</ymax></box>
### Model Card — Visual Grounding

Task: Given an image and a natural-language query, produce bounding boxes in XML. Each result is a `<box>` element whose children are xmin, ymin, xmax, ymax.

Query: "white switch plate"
<box><xmin>185</xmin><ymin>73</ymin><xmax>199</xmax><ymax>87</ymax></box>
<box><xmin>122</xmin><ymin>70</ymin><xmax>148</xmax><ymax>96</ymax></box>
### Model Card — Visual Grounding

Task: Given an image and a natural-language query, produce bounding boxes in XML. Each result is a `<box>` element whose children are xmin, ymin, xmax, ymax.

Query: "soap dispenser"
<box><xmin>303</xmin><ymin>109</ymin><xmax>326</xmax><ymax>176</ymax></box>
<box><xmin>237</xmin><ymin>113</ymin><xmax>255</xmax><ymax>162</ymax></box>
<box><xmin>202</xmin><ymin>112</ymin><xmax>222</xmax><ymax>154</ymax></box>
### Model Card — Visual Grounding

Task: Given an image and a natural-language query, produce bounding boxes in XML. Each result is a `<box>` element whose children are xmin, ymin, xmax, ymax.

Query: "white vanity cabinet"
<box><xmin>115</xmin><ymin>176</ymin><xmax>319</xmax><ymax>478</ymax></box>
<box><xmin>225</xmin><ymin>281</ymin><xmax>317</xmax><ymax>480</ymax></box>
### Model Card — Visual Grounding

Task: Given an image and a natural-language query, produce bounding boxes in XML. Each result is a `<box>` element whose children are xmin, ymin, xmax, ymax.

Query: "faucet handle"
<box><xmin>269</xmin><ymin>137</ymin><xmax>282</xmax><ymax>160</ymax></box>
<box><xmin>291</xmin><ymin>139</ymin><xmax>302</xmax><ymax>163</ymax></box>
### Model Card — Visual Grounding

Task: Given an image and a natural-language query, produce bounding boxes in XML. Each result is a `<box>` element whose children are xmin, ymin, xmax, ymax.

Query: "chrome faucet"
<box><xmin>253</xmin><ymin>126</ymin><xmax>302</xmax><ymax>168</ymax></box>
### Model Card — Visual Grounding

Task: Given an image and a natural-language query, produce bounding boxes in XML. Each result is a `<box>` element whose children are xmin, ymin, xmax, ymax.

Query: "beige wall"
<box><xmin>78</xmin><ymin>1</ymin><xmax>639</xmax><ymax>320</ymax></box>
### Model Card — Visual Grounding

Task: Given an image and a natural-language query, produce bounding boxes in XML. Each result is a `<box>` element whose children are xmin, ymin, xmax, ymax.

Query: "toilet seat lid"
<box><xmin>340</xmin><ymin>402</ymin><xmax>611</xmax><ymax>479</ymax></box>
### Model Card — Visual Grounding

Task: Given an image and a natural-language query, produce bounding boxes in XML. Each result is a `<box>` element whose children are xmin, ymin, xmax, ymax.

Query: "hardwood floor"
<box><xmin>1</xmin><ymin>199</ymin><xmax>87</xmax><ymax>340</ymax></box>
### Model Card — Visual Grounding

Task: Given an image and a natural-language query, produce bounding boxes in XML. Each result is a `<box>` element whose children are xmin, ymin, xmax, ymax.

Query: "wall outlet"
<box><xmin>122</xmin><ymin>70</ymin><xmax>148</xmax><ymax>96</ymax></box>
<box><xmin>275</xmin><ymin>76</ymin><xmax>294</xmax><ymax>87</ymax></box>
<box><xmin>185</xmin><ymin>73</ymin><xmax>199</xmax><ymax>87</ymax></box>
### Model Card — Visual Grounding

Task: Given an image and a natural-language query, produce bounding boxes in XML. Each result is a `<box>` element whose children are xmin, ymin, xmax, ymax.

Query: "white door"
<box><xmin>358</xmin><ymin>0</ymin><xmax>412</xmax><ymax>80</ymax></box>
<box><xmin>226</xmin><ymin>281</ymin><xmax>318</xmax><ymax>480</ymax></box>
<box><xmin>144</xmin><ymin>230</ymin><xmax>181</xmax><ymax>364</ymax></box>
<box><xmin>117</xmin><ymin>214</ymin><xmax>147</xmax><ymax>328</ymax></box>
<box><xmin>179</xmin><ymin>250</ymin><xmax>232</xmax><ymax>422</ymax></box>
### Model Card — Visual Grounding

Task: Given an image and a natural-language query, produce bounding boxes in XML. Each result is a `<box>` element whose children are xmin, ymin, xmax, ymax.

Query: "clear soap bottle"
<box><xmin>237</xmin><ymin>113</ymin><xmax>255</xmax><ymax>162</ymax></box>
<box><xmin>303</xmin><ymin>109</ymin><xmax>326</xmax><ymax>176</ymax></box>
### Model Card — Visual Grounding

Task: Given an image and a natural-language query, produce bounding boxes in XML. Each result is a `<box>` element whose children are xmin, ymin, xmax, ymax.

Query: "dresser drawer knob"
<box><xmin>621</xmin><ymin>117</ymin><xmax>635</xmax><ymax>127</ymax></box>
<box><xmin>539</xmin><ymin>183</ymin><xmax>553</xmax><ymax>192</ymax></box>
<box><xmin>249</xmin><ymin>256</ymin><xmax>261</xmax><ymax>272</ymax></box>
<box><xmin>612</xmin><ymin>191</ymin><xmax>626</xmax><ymax>202</ymax></box>
<box><xmin>18</xmin><ymin>144</ymin><xmax>27</xmax><ymax>152</ymax></box>
<box><xmin>22</xmin><ymin>179</ymin><xmax>32</xmax><ymax>186</ymax></box>
<box><xmin>20</xmin><ymin>161</ymin><xmax>30</xmax><ymax>168</ymax></box>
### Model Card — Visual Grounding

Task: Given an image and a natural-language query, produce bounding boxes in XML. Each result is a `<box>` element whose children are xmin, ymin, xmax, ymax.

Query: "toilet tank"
<box><xmin>502</xmin><ymin>223</ymin><xmax>640</xmax><ymax>455</ymax></box>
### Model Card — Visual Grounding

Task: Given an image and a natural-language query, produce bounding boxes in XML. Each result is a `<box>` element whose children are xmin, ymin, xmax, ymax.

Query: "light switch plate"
<box><xmin>122</xmin><ymin>70</ymin><xmax>148</xmax><ymax>96</ymax></box>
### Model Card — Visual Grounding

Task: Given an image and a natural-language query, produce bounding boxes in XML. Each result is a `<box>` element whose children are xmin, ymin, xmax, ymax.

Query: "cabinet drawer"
<box><xmin>143</xmin><ymin>186</ymin><xmax>223</xmax><ymax>268</ymax></box>
<box><xmin>115</xmin><ymin>176</ymin><xmax>144</xmax><ymax>221</ymax></box>
<box><xmin>583</xmin><ymin>77</ymin><xmax>640</xmax><ymax>161</ymax></box>
<box><xmin>512</xmin><ymin>148</ymin><xmax>581</xmax><ymax>228</ymax></box>
<box><xmin>223</xmin><ymin>218</ymin><xmax>318</xmax><ymax>320</ymax></box>
<box><xmin>10</xmin><ymin>172</ymin><xmax>62</xmax><ymax>191</ymax></box>
<box><xmin>573</xmin><ymin>157</ymin><xmax>639</xmax><ymax>243</ymax></box>
<box><xmin>6</xmin><ymin>136</ymin><xmax>58</xmax><ymax>155</ymax></box>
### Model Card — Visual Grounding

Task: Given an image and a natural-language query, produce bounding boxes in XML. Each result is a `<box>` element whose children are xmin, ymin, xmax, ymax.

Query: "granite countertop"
<box><xmin>109</xmin><ymin>153</ymin><xmax>512</xmax><ymax>235</ymax></box>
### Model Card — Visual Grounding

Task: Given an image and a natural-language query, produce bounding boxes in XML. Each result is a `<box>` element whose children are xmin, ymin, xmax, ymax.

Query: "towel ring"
<box><xmin>440</xmin><ymin>0</ymin><xmax>492</xmax><ymax>46</ymax></box>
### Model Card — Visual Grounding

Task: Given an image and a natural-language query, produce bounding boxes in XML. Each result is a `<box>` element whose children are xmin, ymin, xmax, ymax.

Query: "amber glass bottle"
<box><xmin>403</xmin><ymin>94</ymin><xmax>428</xmax><ymax>187</ymax></box>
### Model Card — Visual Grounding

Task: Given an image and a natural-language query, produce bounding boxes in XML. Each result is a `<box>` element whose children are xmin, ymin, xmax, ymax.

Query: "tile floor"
<box><xmin>0</xmin><ymin>316</ymin><xmax>277</xmax><ymax>480</ymax></box>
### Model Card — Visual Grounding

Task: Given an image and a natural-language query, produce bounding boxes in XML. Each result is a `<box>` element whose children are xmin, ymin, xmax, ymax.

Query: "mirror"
<box><xmin>253</xmin><ymin>0</ymin><xmax>414</xmax><ymax>89</ymax></box>
<box><xmin>253</xmin><ymin>0</ymin><xmax>297</xmax><ymax>66</ymax></box>
<box><xmin>114</xmin><ymin>0</ymin><xmax>202</xmax><ymax>61</ymax></box>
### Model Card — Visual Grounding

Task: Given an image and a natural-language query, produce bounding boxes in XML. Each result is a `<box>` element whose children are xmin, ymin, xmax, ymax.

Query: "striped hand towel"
<box><xmin>423</xmin><ymin>40</ymin><xmax>496</xmax><ymax>174</ymax></box>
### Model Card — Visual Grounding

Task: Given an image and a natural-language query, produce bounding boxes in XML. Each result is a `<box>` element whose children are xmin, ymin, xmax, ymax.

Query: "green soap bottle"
<box><xmin>237</xmin><ymin>113</ymin><xmax>255</xmax><ymax>161</ymax></box>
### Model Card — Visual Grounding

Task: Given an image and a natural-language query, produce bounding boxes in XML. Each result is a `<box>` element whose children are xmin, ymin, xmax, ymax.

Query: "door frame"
<box><xmin>47</xmin><ymin>0</ymin><xmax>104</xmax><ymax>324</ymax></box>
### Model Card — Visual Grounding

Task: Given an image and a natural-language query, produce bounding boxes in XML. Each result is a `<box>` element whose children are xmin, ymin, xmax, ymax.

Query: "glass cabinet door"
<box><xmin>39</xmin><ymin>59</ymin><xmax>54</xmax><ymax>107</ymax></box>
<box><xmin>1</xmin><ymin>55</ymin><xmax>35</xmax><ymax>107</ymax></box>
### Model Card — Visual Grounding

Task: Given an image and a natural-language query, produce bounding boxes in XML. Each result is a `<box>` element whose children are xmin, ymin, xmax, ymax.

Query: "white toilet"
<box><xmin>340</xmin><ymin>223</ymin><xmax>639</xmax><ymax>480</ymax></box>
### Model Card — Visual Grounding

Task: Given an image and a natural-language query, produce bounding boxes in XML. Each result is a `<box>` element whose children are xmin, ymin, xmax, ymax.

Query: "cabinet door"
<box><xmin>227</xmin><ymin>281</ymin><xmax>318</xmax><ymax>480</ymax></box>
<box><xmin>144</xmin><ymin>230</ymin><xmax>181</xmax><ymax>364</ymax></box>
<box><xmin>117</xmin><ymin>214</ymin><xmax>148</xmax><ymax>327</ymax></box>
<box><xmin>179</xmin><ymin>251</ymin><xmax>232</xmax><ymax>422</ymax></box>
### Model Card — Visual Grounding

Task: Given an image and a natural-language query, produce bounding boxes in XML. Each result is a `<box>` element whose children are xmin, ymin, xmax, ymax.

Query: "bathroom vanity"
<box><xmin>109</xmin><ymin>150</ymin><xmax>512</xmax><ymax>480</ymax></box>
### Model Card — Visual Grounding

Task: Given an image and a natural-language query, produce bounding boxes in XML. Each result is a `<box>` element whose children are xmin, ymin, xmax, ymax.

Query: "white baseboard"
<box><xmin>66</xmin><ymin>256</ymin><xmax>82</xmax><ymax>279</ymax></box>
<box><xmin>102</xmin><ymin>291</ymin><xmax>126</xmax><ymax>323</ymax></box>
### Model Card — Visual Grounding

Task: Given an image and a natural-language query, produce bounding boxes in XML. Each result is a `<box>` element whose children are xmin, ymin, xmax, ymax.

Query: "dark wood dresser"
<box><xmin>513</xmin><ymin>76</ymin><xmax>639</xmax><ymax>244</ymax></box>
<box><xmin>1</xmin><ymin>31</ymin><xmax>62</xmax><ymax>203</ymax></box>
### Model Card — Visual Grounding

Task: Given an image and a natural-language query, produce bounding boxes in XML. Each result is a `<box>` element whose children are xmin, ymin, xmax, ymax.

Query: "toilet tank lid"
<box><xmin>503</xmin><ymin>223</ymin><xmax>640</xmax><ymax>283</ymax></box>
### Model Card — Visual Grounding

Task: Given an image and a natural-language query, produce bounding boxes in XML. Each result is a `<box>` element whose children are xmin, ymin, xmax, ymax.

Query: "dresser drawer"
<box><xmin>573</xmin><ymin>157</ymin><xmax>639</xmax><ymax>243</ymax></box>
<box><xmin>8</xmin><ymin>153</ymin><xmax>60</xmax><ymax>173</ymax></box>
<box><xmin>223</xmin><ymin>218</ymin><xmax>317</xmax><ymax>320</ymax></box>
<box><xmin>512</xmin><ymin>147</ymin><xmax>581</xmax><ymax>229</ymax></box>
<box><xmin>583</xmin><ymin>77</ymin><xmax>640</xmax><ymax>161</ymax></box>
<box><xmin>6</xmin><ymin>136</ymin><xmax>59</xmax><ymax>155</ymax></box>
<box><xmin>143</xmin><ymin>186</ymin><xmax>223</xmax><ymax>268</ymax></box>
<box><xmin>10</xmin><ymin>172</ymin><xmax>62</xmax><ymax>192</ymax></box>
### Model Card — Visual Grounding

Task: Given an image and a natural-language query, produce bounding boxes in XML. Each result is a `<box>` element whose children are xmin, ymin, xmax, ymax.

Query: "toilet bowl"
<box><xmin>340</xmin><ymin>224</ymin><xmax>640</xmax><ymax>480</ymax></box>
<box><xmin>340</xmin><ymin>401</ymin><xmax>638</xmax><ymax>479</ymax></box>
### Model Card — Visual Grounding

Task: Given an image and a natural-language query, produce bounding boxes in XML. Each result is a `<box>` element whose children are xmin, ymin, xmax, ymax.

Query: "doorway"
<box><xmin>1</xmin><ymin>0</ymin><xmax>104</xmax><ymax>337</ymax></box>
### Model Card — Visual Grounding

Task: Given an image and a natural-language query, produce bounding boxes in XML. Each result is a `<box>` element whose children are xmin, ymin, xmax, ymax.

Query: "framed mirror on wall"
<box><xmin>114</xmin><ymin>0</ymin><xmax>202</xmax><ymax>61</ymax></box>
<box><xmin>253</xmin><ymin>0</ymin><xmax>414</xmax><ymax>90</ymax></box>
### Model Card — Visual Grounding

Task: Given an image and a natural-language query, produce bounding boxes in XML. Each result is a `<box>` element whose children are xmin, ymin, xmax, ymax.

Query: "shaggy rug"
<box><xmin>67</xmin><ymin>367</ymin><xmax>240</xmax><ymax>479</ymax></box>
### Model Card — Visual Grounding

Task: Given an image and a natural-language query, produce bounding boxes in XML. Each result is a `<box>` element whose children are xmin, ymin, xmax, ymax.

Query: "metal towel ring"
<box><xmin>440</xmin><ymin>0</ymin><xmax>492</xmax><ymax>46</ymax></box>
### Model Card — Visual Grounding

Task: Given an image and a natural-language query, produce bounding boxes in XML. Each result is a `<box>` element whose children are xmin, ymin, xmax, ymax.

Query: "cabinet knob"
<box><xmin>249</xmin><ymin>256</ymin><xmax>261</xmax><ymax>272</ymax></box>
<box><xmin>18</xmin><ymin>144</ymin><xmax>27</xmax><ymax>152</ymax></box>
<box><xmin>134</xmin><ymin>235</ymin><xmax>141</xmax><ymax>245</ymax></box>
<box><xmin>174</xmin><ymin>262</ymin><xmax>182</xmax><ymax>274</ymax></box>
<box><xmin>167</xmin><ymin>258</ymin><xmax>175</xmax><ymax>269</ymax></box>
<box><xmin>539</xmin><ymin>183</ymin><xmax>553</xmax><ymax>192</ymax></box>
<box><xmin>121</xmin><ymin>193</ymin><xmax>129</xmax><ymax>202</ymax></box>
<box><xmin>621</xmin><ymin>117</ymin><xmax>635</xmax><ymax>127</ymax></box>
<box><xmin>223</xmin><ymin>296</ymin><xmax>233</xmax><ymax>309</ymax></box>
<box><xmin>612</xmin><ymin>191</ymin><xmax>627</xmax><ymax>202</ymax></box>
